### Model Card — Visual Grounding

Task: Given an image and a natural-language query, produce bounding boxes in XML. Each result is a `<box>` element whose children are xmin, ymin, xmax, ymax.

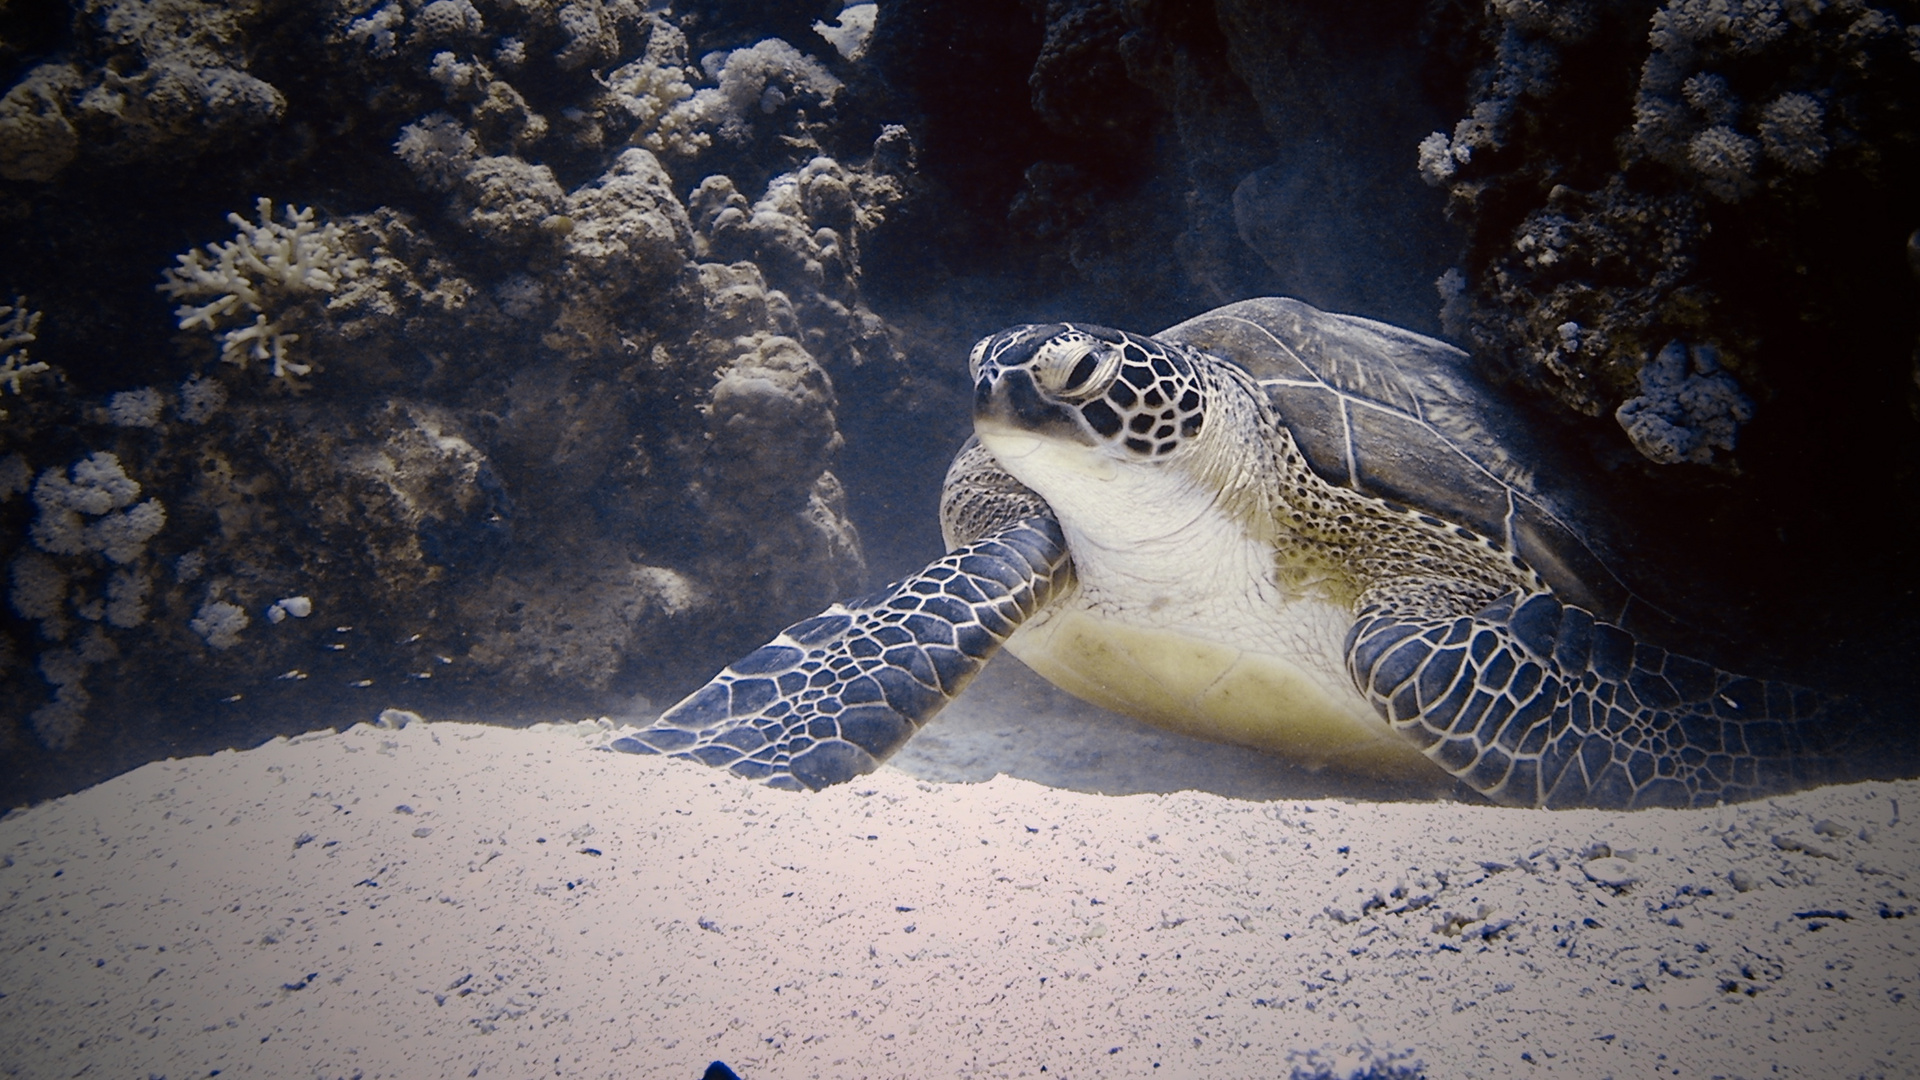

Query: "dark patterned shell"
<box><xmin>1160</xmin><ymin>297</ymin><xmax>1638</xmax><ymax>626</ymax></box>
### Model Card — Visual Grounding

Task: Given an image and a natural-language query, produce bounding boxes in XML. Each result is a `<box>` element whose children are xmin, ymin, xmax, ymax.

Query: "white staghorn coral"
<box><xmin>158</xmin><ymin>197</ymin><xmax>367</xmax><ymax>378</ymax></box>
<box><xmin>0</xmin><ymin>296</ymin><xmax>47</xmax><ymax>395</ymax></box>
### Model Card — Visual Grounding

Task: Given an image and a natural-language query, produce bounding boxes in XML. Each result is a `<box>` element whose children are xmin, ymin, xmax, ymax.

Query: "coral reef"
<box><xmin>1420</xmin><ymin>0</ymin><xmax>1920</xmax><ymax>474</ymax></box>
<box><xmin>0</xmin><ymin>0</ymin><xmax>914</xmax><ymax>797</ymax></box>
<box><xmin>0</xmin><ymin>0</ymin><xmax>286</xmax><ymax>180</ymax></box>
<box><xmin>658</xmin><ymin>38</ymin><xmax>844</xmax><ymax>161</ymax></box>
<box><xmin>3</xmin><ymin>449</ymin><xmax>168</xmax><ymax>753</ymax></box>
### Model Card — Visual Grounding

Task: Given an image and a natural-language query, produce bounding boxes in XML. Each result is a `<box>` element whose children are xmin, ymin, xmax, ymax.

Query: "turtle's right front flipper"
<box><xmin>611</xmin><ymin>515</ymin><xmax>1072</xmax><ymax>791</ymax></box>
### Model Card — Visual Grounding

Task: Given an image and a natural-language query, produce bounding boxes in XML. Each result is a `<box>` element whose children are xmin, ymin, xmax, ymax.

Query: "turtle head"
<box><xmin>968</xmin><ymin>324</ymin><xmax>1207</xmax><ymax>465</ymax></box>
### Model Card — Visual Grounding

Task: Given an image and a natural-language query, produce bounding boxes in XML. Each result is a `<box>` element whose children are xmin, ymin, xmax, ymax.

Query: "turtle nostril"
<box><xmin>973</xmin><ymin>375</ymin><xmax>995</xmax><ymax>411</ymax></box>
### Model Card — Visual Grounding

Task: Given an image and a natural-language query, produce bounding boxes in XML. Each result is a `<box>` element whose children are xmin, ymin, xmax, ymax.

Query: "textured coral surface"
<box><xmin>0</xmin><ymin>0</ymin><xmax>915</xmax><ymax>804</ymax></box>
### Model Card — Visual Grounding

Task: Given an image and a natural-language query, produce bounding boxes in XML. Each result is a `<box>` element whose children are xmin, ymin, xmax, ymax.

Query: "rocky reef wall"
<box><xmin>0</xmin><ymin>0</ymin><xmax>932</xmax><ymax>803</ymax></box>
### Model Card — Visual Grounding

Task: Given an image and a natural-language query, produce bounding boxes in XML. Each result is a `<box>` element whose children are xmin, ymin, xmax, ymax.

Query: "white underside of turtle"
<box><xmin>614</xmin><ymin>298</ymin><xmax>1853</xmax><ymax>809</ymax></box>
<box><xmin>975</xmin><ymin>423</ymin><xmax>1429</xmax><ymax>781</ymax></box>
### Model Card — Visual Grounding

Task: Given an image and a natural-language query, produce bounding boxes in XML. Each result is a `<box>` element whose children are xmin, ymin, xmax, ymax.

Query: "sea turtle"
<box><xmin>613</xmin><ymin>297</ymin><xmax>1843</xmax><ymax>808</ymax></box>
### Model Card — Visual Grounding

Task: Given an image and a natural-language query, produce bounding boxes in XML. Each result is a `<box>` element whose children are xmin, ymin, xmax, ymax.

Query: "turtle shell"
<box><xmin>1160</xmin><ymin>297</ymin><xmax>1642</xmax><ymax>629</ymax></box>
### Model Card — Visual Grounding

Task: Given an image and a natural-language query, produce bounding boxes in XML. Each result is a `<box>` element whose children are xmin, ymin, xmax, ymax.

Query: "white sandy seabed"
<box><xmin>2</xmin><ymin>709</ymin><xmax>1917</xmax><ymax>1080</ymax></box>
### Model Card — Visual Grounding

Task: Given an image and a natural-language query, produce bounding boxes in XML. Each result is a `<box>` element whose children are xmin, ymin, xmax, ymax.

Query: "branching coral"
<box><xmin>0</xmin><ymin>297</ymin><xmax>47</xmax><ymax>396</ymax></box>
<box><xmin>104</xmin><ymin>567</ymin><xmax>153</xmax><ymax>629</ymax></box>
<box><xmin>10</xmin><ymin>450</ymin><xmax>165</xmax><ymax>745</ymax></box>
<box><xmin>345</xmin><ymin>2</ymin><xmax>406</xmax><ymax>58</ymax></box>
<box><xmin>394</xmin><ymin>112</ymin><xmax>479</xmax><ymax>190</ymax></box>
<box><xmin>158</xmin><ymin>198</ymin><xmax>368</xmax><ymax>378</ymax></box>
<box><xmin>1686</xmin><ymin>123</ymin><xmax>1762</xmax><ymax>201</ymax></box>
<box><xmin>1757</xmin><ymin>90</ymin><xmax>1828</xmax><ymax>172</ymax></box>
<box><xmin>31</xmin><ymin>634</ymin><xmax>116</xmax><ymax>751</ymax></box>
<box><xmin>1416</xmin><ymin>21</ymin><xmax>1572</xmax><ymax>187</ymax></box>
<box><xmin>1627</xmin><ymin>0</ymin><xmax>1901</xmax><ymax>198</ymax></box>
<box><xmin>597</xmin><ymin>18</ymin><xmax>699</xmax><ymax>155</ymax></box>
<box><xmin>9</xmin><ymin>550</ymin><xmax>68</xmax><ymax>637</ymax></box>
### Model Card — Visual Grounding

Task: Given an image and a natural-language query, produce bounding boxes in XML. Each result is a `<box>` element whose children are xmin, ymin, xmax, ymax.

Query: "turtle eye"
<box><xmin>1061</xmin><ymin>352</ymin><xmax>1100</xmax><ymax>394</ymax></box>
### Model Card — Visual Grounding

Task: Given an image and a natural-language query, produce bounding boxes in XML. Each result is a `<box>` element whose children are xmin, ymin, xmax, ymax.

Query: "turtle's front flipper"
<box><xmin>1346</xmin><ymin>586</ymin><xmax>1844</xmax><ymax>808</ymax></box>
<box><xmin>611</xmin><ymin>515</ymin><xmax>1071</xmax><ymax>791</ymax></box>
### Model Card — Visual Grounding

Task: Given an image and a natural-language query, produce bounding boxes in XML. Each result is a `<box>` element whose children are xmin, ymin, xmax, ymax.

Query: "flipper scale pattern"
<box><xmin>1347</xmin><ymin>588</ymin><xmax>1845</xmax><ymax>808</ymax></box>
<box><xmin>609</xmin><ymin>515</ymin><xmax>1071</xmax><ymax>790</ymax></box>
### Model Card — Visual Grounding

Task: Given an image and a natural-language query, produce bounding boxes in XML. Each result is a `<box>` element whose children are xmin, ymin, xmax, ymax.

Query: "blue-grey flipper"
<box><xmin>610</xmin><ymin>515</ymin><xmax>1071</xmax><ymax>791</ymax></box>
<box><xmin>1347</xmin><ymin>585</ymin><xmax>1842</xmax><ymax>808</ymax></box>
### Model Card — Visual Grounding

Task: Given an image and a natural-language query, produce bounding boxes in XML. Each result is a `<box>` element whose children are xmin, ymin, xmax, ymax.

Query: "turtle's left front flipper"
<box><xmin>1347</xmin><ymin>586</ymin><xmax>1850</xmax><ymax>808</ymax></box>
<box><xmin>611</xmin><ymin>515</ymin><xmax>1072</xmax><ymax>791</ymax></box>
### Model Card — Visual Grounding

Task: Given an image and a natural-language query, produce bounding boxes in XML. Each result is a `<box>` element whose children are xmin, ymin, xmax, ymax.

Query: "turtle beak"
<box><xmin>973</xmin><ymin>365</ymin><xmax>1088</xmax><ymax>444</ymax></box>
